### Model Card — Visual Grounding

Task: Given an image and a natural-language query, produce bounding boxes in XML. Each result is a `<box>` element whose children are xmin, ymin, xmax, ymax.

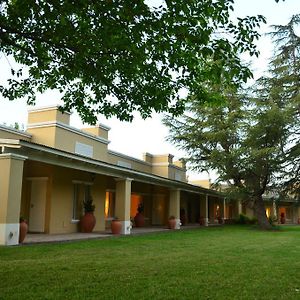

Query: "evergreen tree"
<box><xmin>164</xmin><ymin>15</ymin><xmax>300</xmax><ymax>229</ymax></box>
<box><xmin>262</xmin><ymin>15</ymin><xmax>300</xmax><ymax>199</ymax></box>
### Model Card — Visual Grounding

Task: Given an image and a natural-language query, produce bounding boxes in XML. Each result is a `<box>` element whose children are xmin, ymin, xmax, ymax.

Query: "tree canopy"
<box><xmin>164</xmin><ymin>14</ymin><xmax>300</xmax><ymax>229</ymax></box>
<box><xmin>0</xmin><ymin>0</ymin><xmax>265</xmax><ymax>123</ymax></box>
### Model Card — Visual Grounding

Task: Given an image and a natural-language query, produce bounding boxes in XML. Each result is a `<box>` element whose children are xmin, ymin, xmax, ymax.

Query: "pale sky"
<box><xmin>0</xmin><ymin>0</ymin><xmax>299</xmax><ymax>181</ymax></box>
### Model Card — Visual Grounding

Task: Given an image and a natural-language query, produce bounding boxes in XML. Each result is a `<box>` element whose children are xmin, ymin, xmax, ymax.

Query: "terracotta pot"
<box><xmin>168</xmin><ymin>218</ymin><xmax>176</xmax><ymax>229</ymax></box>
<box><xmin>199</xmin><ymin>217</ymin><xmax>205</xmax><ymax>226</ymax></box>
<box><xmin>111</xmin><ymin>220</ymin><xmax>122</xmax><ymax>234</ymax></box>
<box><xmin>81</xmin><ymin>212</ymin><xmax>96</xmax><ymax>233</ymax></box>
<box><xmin>134</xmin><ymin>212</ymin><xmax>145</xmax><ymax>227</ymax></box>
<box><xmin>19</xmin><ymin>220</ymin><xmax>28</xmax><ymax>243</ymax></box>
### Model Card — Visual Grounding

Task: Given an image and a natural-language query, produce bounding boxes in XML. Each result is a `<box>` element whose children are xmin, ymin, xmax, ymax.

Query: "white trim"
<box><xmin>119</xmin><ymin>220</ymin><xmax>131</xmax><ymax>235</ymax></box>
<box><xmin>27</xmin><ymin>121</ymin><xmax>110</xmax><ymax>145</ymax></box>
<box><xmin>0</xmin><ymin>139</ymin><xmax>21</xmax><ymax>145</ymax></box>
<box><xmin>0</xmin><ymin>153</ymin><xmax>27</xmax><ymax>161</ymax></box>
<box><xmin>72</xmin><ymin>180</ymin><xmax>94</xmax><ymax>185</ymax></box>
<box><xmin>71</xmin><ymin>219</ymin><xmax>80</xmax><ymax>224</ymax></box>
<box><xmin>0</xmin><ymin>223</ymin><xmax>19</xmax><ymax>245</ymax></box>
<box><xmin>0</xmin><ymin>125</ymin><xmax>32</xmax><ymax>139</ymax></box>
<box><xmin>117</xmin><ymin>160</ymin><xmax>132</xmax><ymax>169</ymax></box>
<box><xmin>27</xmin><ymin>105</ymin><xmax>72</xmax><ymax>115</ymax></box>
<box><xmin>108</xmin><ymin>150</ymin><xmax>151</xmax><ymax>166</ymax></box>
<box><xmin>83</xmin><ymin>124</ymin><xmax>111</xmax><ymax>131</ymax></box>
<box><xmin>114</xmin><ymin>177</ymin><xmax>134</xmax><ymax>182</ymax></box>
<box><xmin>175</xmin><ymin>218</ymin><xmax>181</xmax><ymax>230</ymax></box>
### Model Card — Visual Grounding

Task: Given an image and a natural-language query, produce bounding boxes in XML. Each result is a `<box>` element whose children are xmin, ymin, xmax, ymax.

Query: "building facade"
<box><xmin>0</xmin><ymin>106</ymin><xmax>226</xmax><ymax>245</ymax></box>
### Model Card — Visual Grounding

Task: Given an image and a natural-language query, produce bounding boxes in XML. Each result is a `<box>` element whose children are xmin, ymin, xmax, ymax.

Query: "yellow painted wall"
<box><xmin>0</xmin><ymin>129</ymin><xmax>31</xmax><ymax>141</ymax></box>
<box><xmin>81</xmin><ymin>127</ymin><xmax>108</xmax><ymax>140</ymax></box>
<box><xmin>49</xmin><ymin>167</ymin><xmax>106</xmax><ymax>234</ymax></box>
<box><xmin>21</xmin><ymin>161</ymin><xmax>106</xmax><ymax>234</ymax></box>
<box><xmin>28</xmin><ymin>108</ymin><xmax>70</xmax><ymax>125</ymax></box>
<box><xmin>55</xmin><ymin>127</ymin><xmax>108</xmax><ymax>161</ymax></box>
<box><xmin>190</xmin><ymin>179</ymin><xmax>211</xmax><ymax>189</ymax></box>
<box><xmin>27</xmin><ymin>126</ymin><xmax>56</xmax><ymax>147</ymax></box>
<box><xmin>108</xmin><ymin>152</ymin><xmax>152</xmax><ymax>173</ymax></box>
<box><xmin>0</xmin><ymin>156</ymin><xmax>24</xmax><ymax>224</ymax></box>
<box><xmin>22</xmin><ymin>161</ymin><xmax>54</xmax><ymax>233</ymax></box>
<box><xmin>152</xmin><ymin>165</ymin><xmax>169</xmax><ymax>178</ymax></box>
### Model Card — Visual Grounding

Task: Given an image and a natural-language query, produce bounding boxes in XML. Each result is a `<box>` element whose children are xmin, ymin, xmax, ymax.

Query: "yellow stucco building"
<box><xmin>2</xmin><ymin>106</ymin><xmax>297</xmax><ymax>246</ymax></box>
<box><xmin>0</xmin><ymin>106</ymin><xmax>227</xmax><ymax>245</ymax></box>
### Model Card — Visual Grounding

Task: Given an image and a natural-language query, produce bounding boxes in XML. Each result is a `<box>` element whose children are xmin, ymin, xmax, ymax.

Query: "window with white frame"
<box><xmin>72</xmin><ymin>182</ymin><xmax>92</xmax><ymax>221</ymax></box>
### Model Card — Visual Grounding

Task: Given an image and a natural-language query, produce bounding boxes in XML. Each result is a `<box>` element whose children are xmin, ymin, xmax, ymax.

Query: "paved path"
<box><xmin>23</xmin><ymin>225</ymin><xmax>205</xmax><ymax>245</ymax></box>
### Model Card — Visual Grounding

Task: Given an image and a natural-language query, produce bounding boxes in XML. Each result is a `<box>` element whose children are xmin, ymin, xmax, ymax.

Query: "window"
<box><xmin>105</xmin><ymin>191</ymin><xmax>115</xmax><ymax>219</ymax></box>
<box><xmin>72</xmin><ymin>184</ymin><xmax>80</xmax><ymax>221</ymax></box>
<box><xmin>72</xmin><ymin>182</ymin><xmax>92</xmax><ymax>221</ymax></box>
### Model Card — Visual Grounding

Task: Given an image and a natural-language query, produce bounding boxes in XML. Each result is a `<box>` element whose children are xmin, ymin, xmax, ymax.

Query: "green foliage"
<box><xmin>264</xmin><ymin>14</ymin><xmax>300</xmax><ymax>199</ymax></box>
<box><xmin>164</xmin><ymin>15</ymin><xmax>300</xmax><ymax>229</ymax></box>
<box><xmin>137</xmin><ymin>201</ymin><xmax>144</xmax><ymax>214</ymax></box>
<box><xmin>268</xmin><ymin>215</ymin><xmax>277</xmax><ymax>225</ymax></box>
<box><xmin>0</xmin><ymin>0</ymin><xmax>265</xmax><ymax>123</ymax></box>
<box><xmin>83</xmin><ymin>195</ymin><xmax>95</xmax><ymax>213</ymax></box>
<box><xmin>235</xmin><ymin>214</ymin><xmax>257</xmax><ymax>225</ymax></box>
<box><xmin>236</xmin><ymin>214</ymin><xmax>249</xmax><ymax>224</ymax></box>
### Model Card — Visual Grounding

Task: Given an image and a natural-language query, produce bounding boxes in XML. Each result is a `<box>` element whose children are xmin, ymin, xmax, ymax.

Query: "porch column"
<box><xmin>271</xmin><ymin>200</ymin><xmax>277</xmax><ymax>219</ymax></box>
<box><xmin>221</xmin><ymin>198</ymin><xmax>226</xmax><ymax>224</ymax></box>
<box><xmin>237</xmin><ymin>200</ymin><xmax>242</xmax><ymax>216</ymax></box>
<box><xmin>199</xmin><ymin>195</ymin><xmax>208</xmax><ymax>226</ymax></box>
<box><xmin>297</xmin><ymin>207</ymin><xmax>300</xmax><ymax>224</ymax></box>
<box><xmin>0</xmin><ymin>154</ymin><xmax>27</xmax><ymax>245</ymax></box>
<box><xmin>169</xmin><ymin>189</ymin><xmax>180</xmax><ymax>229</ymax></box>
<box><xmin>209</xmin><ymin>196</ymin><xmax>215</xmax><ymax>224</ymax></box>
<box><xmin>115</xmin><ymin>178</ymin><xmax>133</xmax><ymax>235</ymax></box>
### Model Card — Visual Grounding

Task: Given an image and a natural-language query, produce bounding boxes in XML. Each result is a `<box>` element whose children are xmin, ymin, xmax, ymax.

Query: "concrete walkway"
<box><xmin>23</xmin><ymin>224</ymin><xmax>206</xmax><ymax>245</ymax></box>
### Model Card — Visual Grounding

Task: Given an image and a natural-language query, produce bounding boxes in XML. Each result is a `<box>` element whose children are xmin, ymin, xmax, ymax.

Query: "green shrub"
<box><xmin>268</xmin><ymin>215</ymin><xmax>277</xmax><ymax>225</ymax></box>
<box><xmin>236</xmin><ymin>214</ymin><xmax>249</xmax><ymax>224</ymax></box>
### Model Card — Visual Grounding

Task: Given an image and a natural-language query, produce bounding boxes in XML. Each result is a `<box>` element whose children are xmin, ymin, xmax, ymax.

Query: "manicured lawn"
<box><xmin>1</xmin><ymin>226</ymin><xmax>300</xmax><ymax>299</ymax></box>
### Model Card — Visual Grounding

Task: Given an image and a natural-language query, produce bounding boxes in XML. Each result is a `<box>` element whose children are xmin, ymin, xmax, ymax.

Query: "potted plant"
<box><xmin>81</xmin><ymin>195</ymin><xmax>96</xmax><ymax>233</ymax></box>
<box><xmin>19</xmin><ymin>217</ymin><xmax>28</xmax><ymax>243</ymax></box>
<box><xmin>168</xmin><ymin>215</ymin><xmax>176</xmax><ymax>229</ymax></box>
<box><xmin>111</xmin><ymin>217</ymin><xmax>122</xmax><ymax>234</ymax></box>
<box><xmin>217</xmin><ymin>215</ymin><xmax>223</xmax><ymax>224</ymax></box>
<box><xmin>134</xmin><ymin>202</ymin><xmax>145</xmax><ymax>227</ymax></box>
<box><xmin>199</xmin><ymin>216</ymin><xmax>205</xmax><ymax>226</ymax></box>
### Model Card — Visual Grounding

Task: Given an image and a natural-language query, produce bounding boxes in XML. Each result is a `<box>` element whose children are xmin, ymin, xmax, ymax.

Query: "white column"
<box><xmin>237</xmin><ymin>200</ymin><xmax>242</xmax><ymax>216</ymax></box>
<box><xmin>200</xmin><ymin>195</ymin><xmax>209</xmax><ymax>226</ymax></box>
<box><xmin>222</xmin><ymin>198</ymin><xmax>226</xmax><ymax>224</ymax></box>
<box><xmin>272</xmin><ymin>200</ymin><xmax>277</xmax><ymax>219</ymax></box>
<box><xmin>169</xmin><ymin>189</ymin><xmax>181</xmax><ymax>229</ymax></box>
<box><xmin>0</xmin><ymin>154</ymin><xmax>27</xmax><ymax>245</ymax></box>
<box><xmin>115</xmin><ymin>178</ymin><xmax>133</xmax><ymax>235</ymax></box>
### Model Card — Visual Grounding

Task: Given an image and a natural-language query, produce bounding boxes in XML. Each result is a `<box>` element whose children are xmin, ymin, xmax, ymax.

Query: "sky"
<box><xmin>0</xmin><ymin>0</ymin><xmax>299</xmax><ymax>181</ymax></box>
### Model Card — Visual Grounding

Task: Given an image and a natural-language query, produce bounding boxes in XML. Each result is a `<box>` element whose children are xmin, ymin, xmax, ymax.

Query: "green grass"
<box><xmin>1</xmin><ymin>226</ymin><xmax>300</xmax><ymax>299</ymax></box>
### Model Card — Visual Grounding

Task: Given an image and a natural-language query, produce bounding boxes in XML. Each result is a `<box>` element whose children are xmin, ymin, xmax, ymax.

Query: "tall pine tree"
<box><xmin>164</xmin><ymin>15</ymin><xmax>300</xmax><ymax>229</ymax></box>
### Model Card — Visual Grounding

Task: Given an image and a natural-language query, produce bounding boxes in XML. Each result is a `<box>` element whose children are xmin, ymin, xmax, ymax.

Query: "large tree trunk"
<box><xmin>253</xmin><ymin>195</ymin><xmax>272</xmax><ymax>230</ymax></box>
